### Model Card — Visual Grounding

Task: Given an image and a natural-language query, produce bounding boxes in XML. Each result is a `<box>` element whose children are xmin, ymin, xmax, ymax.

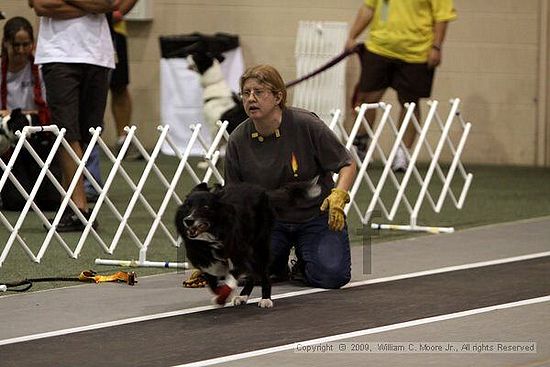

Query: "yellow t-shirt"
<box><xmin>113</xmin><ymin>20</ymin><xmax>127</xmax><ymax>36</ymax></box>
<box><xmin>364</xmin><ymin>0</ymin><xmax>457</xmax><ymax>63</ymax></box>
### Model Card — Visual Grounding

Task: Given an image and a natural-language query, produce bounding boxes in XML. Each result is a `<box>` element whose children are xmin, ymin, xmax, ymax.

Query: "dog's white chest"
<box><xmin>194</xmin><ymin>232</ymin><xmax>231</xmax><ymax>277</ymax></box>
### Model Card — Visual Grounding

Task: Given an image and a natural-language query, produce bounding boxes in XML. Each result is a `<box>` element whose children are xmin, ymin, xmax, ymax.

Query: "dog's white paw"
<box><xmin>232</xmin><ymin>295</ymin><xmax>249</xmax><ymax>306</ymax></box>
<box><xmin>258</xmin><ymin>298</ymin><xmax>273</xmax><ymax>309</ymax></box>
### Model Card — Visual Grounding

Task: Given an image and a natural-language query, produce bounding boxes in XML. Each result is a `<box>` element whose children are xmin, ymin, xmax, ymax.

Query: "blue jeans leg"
<box><xmin>84</xmin><ymin>144</ymin><xmax>102</xmax><ymax>195</ymax></box>
<box><xmin>295</xmin><ymin>214</ymin><xmax>351</xmax><ymax>289</ymax></box>
<box><xmin>268</xmin><ymin>221</ymin><xmax>296</xmax><ymax>278</ymax></box>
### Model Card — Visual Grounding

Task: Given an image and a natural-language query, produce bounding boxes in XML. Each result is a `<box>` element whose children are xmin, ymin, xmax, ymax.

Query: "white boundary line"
<box><xmin>174</xmin><ymin>295</ymin><xmax>550</xmax><ymax>367</ymax></box>
<box><xmin>2</xmin><ymin>215</ymin><xmax>548</xmax><ymax>299</ymax></box>
<box><xmin>343</xmin><ymin>250</ymin><xmax>550</xmax><ymax>288</ymax></box>
<box><xmin>0</xmin><ymin>251</ymin><xmax>548</xmax><ymax>346</ymax></box>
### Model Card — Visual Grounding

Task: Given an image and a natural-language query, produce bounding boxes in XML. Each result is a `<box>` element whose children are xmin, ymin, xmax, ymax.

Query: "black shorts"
<box><xmin>110</xmin><ymin>31</ymin><xmax>129</xmax><ymax>91</ymax></box>
<box><xmin>41</xmin><ymin>63</ymin><xmax>109</xmax><ymax>143</ymax></box>
<box><xmin>358</xmin><ymin>46</ymin><xmax>435</xmax><ymax>102</ymax></box>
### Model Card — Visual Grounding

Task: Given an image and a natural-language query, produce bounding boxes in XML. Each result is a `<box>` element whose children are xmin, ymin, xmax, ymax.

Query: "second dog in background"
<box><xmin>186</xmin><ymin>50</ymin><xmax>247</xmax><ymax>136</ymax></box>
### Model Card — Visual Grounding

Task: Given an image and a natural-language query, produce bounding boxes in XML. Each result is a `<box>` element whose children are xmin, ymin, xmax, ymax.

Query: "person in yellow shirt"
<box><xmin>345</xmin><ymin>0</ymin><xmax>457</xmax><ymax>171</ymax></box>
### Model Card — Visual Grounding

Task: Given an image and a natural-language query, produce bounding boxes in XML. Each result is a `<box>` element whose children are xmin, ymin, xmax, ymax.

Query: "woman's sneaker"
<box><xmin>115</xmin><ymin>136</ymin><xmax>144</xmax><ymax>161</ymax></box>
<box><xmin>353</xmin><ymin>134</ymin><xmax>370</xmax><ymax>161</ymax></box>
<box><xmin>289</xmin><ymin>258</ymin><xmax>306</xmax><ymax>283</ymax></box>
<box><xmin>49</xmin><ymin>209</ymin><xmax>98</xmax><ymax>232</ymax></box>
<box><xmin>391</xmin><ymin>146</ymin><xmax>409</xmax><ymax>173</ymax></box>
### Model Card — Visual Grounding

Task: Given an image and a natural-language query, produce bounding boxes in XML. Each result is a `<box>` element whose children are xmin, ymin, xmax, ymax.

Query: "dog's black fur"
<box><xmin>175</xmin><ymin>181</ymin><xmax>319</xmax><ymax>308</ymax></box>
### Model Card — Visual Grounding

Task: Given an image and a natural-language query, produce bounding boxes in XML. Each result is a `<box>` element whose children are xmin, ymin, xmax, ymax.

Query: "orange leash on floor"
<box><xmin>1</xmin><ymin>270</ymin><xmax>137</xmax><ymax>292</ymax></box>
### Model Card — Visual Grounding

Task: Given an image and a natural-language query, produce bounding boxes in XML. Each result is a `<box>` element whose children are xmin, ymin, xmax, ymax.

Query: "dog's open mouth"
<box><xmin>186</xmin><ymin>223</ymin><xmax>210</xmax><ymax>238</ymax></box>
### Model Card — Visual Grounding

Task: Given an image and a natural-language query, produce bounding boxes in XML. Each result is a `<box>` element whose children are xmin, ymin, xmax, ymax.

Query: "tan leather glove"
<box><xmin>320</xmin><ymin>188</ymin><xmax>350</xmax><ymax>231</ymax></box>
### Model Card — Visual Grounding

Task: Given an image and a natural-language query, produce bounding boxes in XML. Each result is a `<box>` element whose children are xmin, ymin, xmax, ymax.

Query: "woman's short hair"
<box><xmin>239</xmin><ymin>64</ymin><xmax>287</xmax><ymax>108</ymax></box>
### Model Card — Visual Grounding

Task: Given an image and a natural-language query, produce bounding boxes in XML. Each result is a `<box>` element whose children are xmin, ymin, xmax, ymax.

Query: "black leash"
<box><xmin>1</xmin><ymin>277</ymin><xmax>81</xmax><ymax>292</ymax></box>
<box><xmin>285</xmin><ymin>43</ymin><xmax>363</xmax><ymax>88</ymax></box>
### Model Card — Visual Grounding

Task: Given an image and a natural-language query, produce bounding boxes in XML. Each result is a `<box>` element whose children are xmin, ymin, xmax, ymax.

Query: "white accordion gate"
<box><xmin>1</xmin><ymin>99</ymin><xmax>472</xmax><ymax>275</ymax></box>
<box><xmin>332</xmin><ymin>98</ymin><xmax>473</xmax><ymax>233</ymax></box>
<box><xmin>93</xmin><ymin>121</ymin><xmax>229</xmax><ymax>268</ymax></box>
<box><xmin>0</xmin><ymin>120</ymin><xmax>230</xmax><ymax>272</ymax></box>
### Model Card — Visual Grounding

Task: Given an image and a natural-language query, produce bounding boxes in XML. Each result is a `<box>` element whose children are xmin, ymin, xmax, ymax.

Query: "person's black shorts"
<box><xmin>110</xmin><ymin>31</ymin><xmax>129</xmax><ymax>91</ymax></box>
<box><xmin>358</xmin><ymin>46</ymin><xmax>435</xmax><ymax>102</ymax></box>
<box><xmin>41</xmin><ymin>63</ymin><xmax>109</xmax><ymax>143</ymax></box>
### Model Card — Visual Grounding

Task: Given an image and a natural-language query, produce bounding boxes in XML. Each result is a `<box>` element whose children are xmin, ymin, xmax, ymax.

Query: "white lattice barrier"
<box><xmin>0</xmin><ymin>120</ymin><xmax>230</xmax><ymax>272</ymax></box>
<box><xmin>0</xmin><ymin>125</ymin><xmax>105</xmax><ymax>268</ymax></box>
<box><xmin>292</xmin><ymin>20</ymin><xmax>348</xmax><ymax>127</ymax></box>
<box><xmin>332</xmin><ymin>98</ymin><xmax>473</xmax><ymax>234</ymax></box>
<box><xmin>95</xmin><ymin>121</ymin><xmax>229</xmax><ymax>268</ymax></box>
<box><xmin>0</xmin><ymin>96</ymin><xmax>471</xmax><ymax>274</ymax></box>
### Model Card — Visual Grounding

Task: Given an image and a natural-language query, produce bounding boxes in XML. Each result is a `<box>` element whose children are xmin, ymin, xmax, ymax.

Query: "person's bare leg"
<box><xmin>353</xmin><ymin>89</ymin><xmax>385</xmax><ymax>133</ymax></box>
<box><xmin>111</xmin><ymin>86</ymin><xmax>142</xmax><ymax>160</ymax></box>
<box><xmin>58</xmin><ymin>141</ymin><xmax>89</xmax><ymax>211</ymax></box>
<box><xmin>350</xmin><ymin>89</ymin><xmax>386</xmax><ymax>159</ymax></box>
<box><xmin>397</xmin><ymin>96</ymin><xmax>420</xmax><ymax>149</ymax></box>
<box><xmin>111</xmin><ymin>87</ymin><xmax>132</xmax><ymax>138</ymax></box>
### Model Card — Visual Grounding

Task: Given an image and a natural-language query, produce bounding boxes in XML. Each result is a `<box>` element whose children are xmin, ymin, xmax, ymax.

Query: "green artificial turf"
<box><xmin>1</xmin><ymin>155</ymin><xmax>549</xmax><ymax>293</ymax></box>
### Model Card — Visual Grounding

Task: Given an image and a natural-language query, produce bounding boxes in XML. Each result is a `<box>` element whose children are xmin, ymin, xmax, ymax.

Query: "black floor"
<box><xmin>2</xmin><ymin>257</ymin><xmax>549</xmax><ymax>367</ymax></box>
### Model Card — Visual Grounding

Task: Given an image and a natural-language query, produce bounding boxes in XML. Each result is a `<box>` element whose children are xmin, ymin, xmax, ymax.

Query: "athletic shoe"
<box><xmin>196</xmin><ymin>160</ymin><xmax>209</xmax><ymax>170</ymax></box>
<box><xmin>47</xmin><ymin>209</ymin><xmax>98</xmax><ymax>232</ymax></box>
<box><xmin>289</xmin><ymin>258</ymin><xmax>306</xmax><ymax>283</ymax></box>
<box><xmin>353</xmin><ymin>134</ymin><xmax>370</xmax><ymax>161</ymax></box>
<box><xmin>392</xmin><ymin>146</ymin><xmax>409</xmax><ymax>173</ymax></box>
<box><xmin>115</xmin><ymin>137</ymin><xmax>144</xmax><ymax>161</ymax></box>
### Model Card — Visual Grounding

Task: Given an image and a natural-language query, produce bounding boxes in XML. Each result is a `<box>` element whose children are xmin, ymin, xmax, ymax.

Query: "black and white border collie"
<box><xmin>175</xmin><ymin>181</ymin><xmax>320</xmax><ymax>308</ymax></box>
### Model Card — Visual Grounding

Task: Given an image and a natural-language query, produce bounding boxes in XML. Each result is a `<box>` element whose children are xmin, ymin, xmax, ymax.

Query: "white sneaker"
<box><xmin>392</xmin><ymin>146</ymin><xmax>409</xmax><ymax>173</ymax></box>
<box><xmin>125</xmin><ymin>143</ymin><xmax>144</xmax><ymax>161</ymax></box>
<box><xmin>196</xmin><ymin>160</ymin><xmax>209</xmax><ymax>170</ymax></box>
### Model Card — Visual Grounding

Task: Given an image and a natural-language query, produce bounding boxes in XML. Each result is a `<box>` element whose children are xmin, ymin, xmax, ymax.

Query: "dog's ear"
<box><xmin>210</xmin><ymin>183</ymin><xmax>223</xmax><ymax>194</ymax></box>
<box><xmin>192</xmin><ymin>182</ymin><xmax>209</xmax><ymax>192</ymax></box>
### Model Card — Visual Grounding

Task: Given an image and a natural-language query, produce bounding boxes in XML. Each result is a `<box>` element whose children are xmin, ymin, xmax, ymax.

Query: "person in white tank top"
<box><xmin>31</xmin><ymin>0</ymin><xmax>120</xmax><ymax>232</ymax></box>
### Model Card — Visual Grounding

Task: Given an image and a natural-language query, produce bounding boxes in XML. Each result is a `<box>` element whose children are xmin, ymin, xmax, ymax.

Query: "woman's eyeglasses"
<box><xmin>240</xmin><ymin>88</ymin><xmax>271</xmax><ymax>100</ymax></box>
